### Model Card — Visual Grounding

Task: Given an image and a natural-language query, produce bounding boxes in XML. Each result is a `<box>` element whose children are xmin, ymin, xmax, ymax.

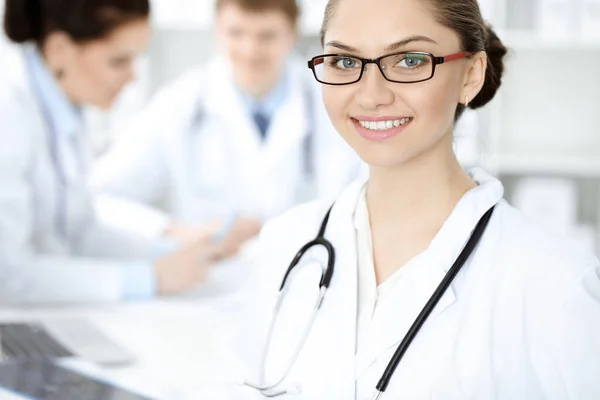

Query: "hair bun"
<box><xmin>469</xmin><ymin>25</ymin><xmax>508</xmax><ymax>109</ymax></box>
<box><xmin>3</xmin><ymin>0</ymin><xmax>43</xmax><ymax>43</ymax></box>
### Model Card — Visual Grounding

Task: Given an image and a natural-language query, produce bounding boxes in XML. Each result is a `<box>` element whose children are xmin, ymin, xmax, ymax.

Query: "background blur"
<box><xmin>1</xmin><ymin>0</ymin><xmax>599</xmax><ymax>252</ymax></box>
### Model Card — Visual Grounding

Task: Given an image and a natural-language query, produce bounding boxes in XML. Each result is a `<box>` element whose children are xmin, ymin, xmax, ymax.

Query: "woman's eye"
<box><xmin>394</xmin><ymin>53</ymin><xmax>431</xmax><ymax>69</ymax></box>
<box><xmin>336</xmin><ymin>58</ymin><xmax>358</xmax><ymax>69</ymax></box>
<box><xmin>399</xmin><ymin>56</ymin><xmax>422</xmax><ymax>68</ymax></box>
<box><xmin>109</xmin><ymin>57</ymin><xmax>130</xmax><ymax>68</ymax></box>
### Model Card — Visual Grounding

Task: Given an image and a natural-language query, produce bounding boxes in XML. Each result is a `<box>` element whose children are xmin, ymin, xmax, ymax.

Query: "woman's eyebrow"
<box><xmin>324</xmin><ymin>35</ymin><xmax>439</xmax><ymax>53</ymax></box>
<box><xmin>385</xmin><ymin>35</ymin><xmax>438</xmax><ymax>51</ymax></box>
<box><xmin>324</xmin><ymin>41</ymin><xmax>359</xmax><ymax>52</ymax></box>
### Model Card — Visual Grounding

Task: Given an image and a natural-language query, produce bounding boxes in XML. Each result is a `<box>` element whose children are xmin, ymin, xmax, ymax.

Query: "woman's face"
<box><xmin>46</xmin><ymin>18</ymin><xmax>151</xmax><ymax>109</ymax></box>
<box><xmin>321</xmin><ymin>0</ymin><xmax>484</xmax><ymax>169</ymax></box>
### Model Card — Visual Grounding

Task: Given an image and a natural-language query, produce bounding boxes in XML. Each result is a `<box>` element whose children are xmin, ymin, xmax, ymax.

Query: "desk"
<box><xmin>0</xmin><ymin>292</ymin><xmax>249</xmax><ymax>399</ymax></box>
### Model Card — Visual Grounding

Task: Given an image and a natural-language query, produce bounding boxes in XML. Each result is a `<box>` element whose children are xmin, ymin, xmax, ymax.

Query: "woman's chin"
<box><xmin>351</xmin><ymin>145</ymin><xmax>413</xmax><ymax>171</ymax></box>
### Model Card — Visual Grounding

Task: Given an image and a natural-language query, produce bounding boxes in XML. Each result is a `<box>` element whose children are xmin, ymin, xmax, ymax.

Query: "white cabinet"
<box><xmin>475</xmin><ymin>1</ymin><xmax>600</xmax><ymax>252</ymax></box>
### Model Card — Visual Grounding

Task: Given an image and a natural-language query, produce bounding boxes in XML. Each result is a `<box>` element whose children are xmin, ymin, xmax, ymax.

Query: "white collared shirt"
<box><xmin>352</xmin><ymin>175</ymin><xmax>487</xmax><ymax>356</ymax></box>
<box><xmin>353</xmin><ymin>186</ymin><xmax>419</xmax><ymax>354</ymax></box>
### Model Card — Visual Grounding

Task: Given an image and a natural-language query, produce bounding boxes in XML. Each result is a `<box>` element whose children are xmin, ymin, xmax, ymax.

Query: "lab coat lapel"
<box><xmin>355</xmin><ymin>259</ymin><xmax>456</xmax><ymax>379</ymax></box>
<box><xmin>257</xmin><ymin>180</ymin><xmax>364</xmax><ymax>397</ymax></box>
<box><xmin>304</xmin><ymin>179</ymin><xmax>364</xmax><ymax>397</ymax></box>
<box><xmin>205</xmin><ymin>60</ymin><xmax>262</xmax><ymax>178</ymax></box>
<box><xmin>355</xmin><ymin>169</ymin><xmax>504</xmax><ymax>379</ymax></box>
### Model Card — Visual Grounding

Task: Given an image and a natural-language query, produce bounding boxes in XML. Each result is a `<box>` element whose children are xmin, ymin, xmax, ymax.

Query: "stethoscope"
<box><xmin>244</xmin><ymin>202</ymin><xmax>495</xmax><ymax>398</ymax></box>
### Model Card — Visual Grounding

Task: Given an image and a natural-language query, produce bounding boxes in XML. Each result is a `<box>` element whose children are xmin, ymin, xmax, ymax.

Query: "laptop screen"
<box><xmin>0</xmin><ymin>360</ymin><xmax>153</xmax><ymax>400</ymax></box>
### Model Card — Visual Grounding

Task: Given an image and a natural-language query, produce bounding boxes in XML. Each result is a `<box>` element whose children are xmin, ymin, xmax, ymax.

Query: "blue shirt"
<box><xmin>26</xmin><ymin>49</ymin><xmax>82</xmax><ymax>139</ymax></box>
<box><xmin>237</xmin><ymin>70</ymin><xmax>290</xmax><ymax>134</ymax></box>
<box><xmin>26</xmin><ymin>48</ymin><xmax>159</xmax><ymax>300</ymax></box>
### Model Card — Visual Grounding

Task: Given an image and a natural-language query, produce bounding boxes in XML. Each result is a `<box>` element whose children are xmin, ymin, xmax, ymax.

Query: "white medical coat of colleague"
<box><xmin>0</xmin><ymin>45</ymin><xmax>168</xmax><ymax>305</ymax></box>
<box><xmin>89</xmin><ymin>56</ymin><xmax>364</xmax><ymax>237</ymax></box>
<box><xmin>229</xmin><ymin>169</ymin><xmax>600</xmax><ymax>399</ymax></box>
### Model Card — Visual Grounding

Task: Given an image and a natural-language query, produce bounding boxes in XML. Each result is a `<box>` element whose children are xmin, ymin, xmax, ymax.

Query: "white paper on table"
<box><xmin>0</xmin><ymin>389</ymin><xmax>29</xmax><ymax>400</ymax></box>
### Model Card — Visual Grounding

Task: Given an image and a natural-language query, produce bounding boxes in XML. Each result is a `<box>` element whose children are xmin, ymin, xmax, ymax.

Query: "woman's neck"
<box><xmin>366</xmin><ymin>132</ymin><xmax>476</xmax><ymax>283</ymax></box>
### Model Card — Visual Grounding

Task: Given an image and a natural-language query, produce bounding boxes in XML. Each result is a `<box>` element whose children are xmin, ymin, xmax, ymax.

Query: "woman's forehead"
<box><xmin>323</xmin><ymin>0</ymin><xmax>461</xmax><ymax>54</ymax></box>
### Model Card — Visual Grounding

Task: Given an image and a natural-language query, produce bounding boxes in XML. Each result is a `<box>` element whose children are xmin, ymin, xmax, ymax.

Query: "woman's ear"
<box><xmin>460</xmin><ymin>51</ymin><xmax>487</xmax><ymax>105</ymax></box>
<box><xmin>42</xmin><ymin>31</ymin><xmax>77</xmax><ymax>78</ymax></box>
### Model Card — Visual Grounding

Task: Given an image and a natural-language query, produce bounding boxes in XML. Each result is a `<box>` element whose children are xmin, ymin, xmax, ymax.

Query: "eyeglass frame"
<box><xmin>307</xmin><ymin>51</ymin><xmax>473</xmax><ymax>85</ymax></box>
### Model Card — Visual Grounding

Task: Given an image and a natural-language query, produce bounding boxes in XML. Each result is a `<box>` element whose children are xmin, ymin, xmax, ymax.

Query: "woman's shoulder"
<box><xmin>492</xmin><ymin>200</ymin><xmax>599</xmax><ymax>305</ymax></box>
<box><xmin>493</xmin><ymin>202</ymin><xmax>600</xmax><ymax>390</ymax></box>
<box><xmin>494</xmin><ymin>200</ymin><xmax>597</xmax><ymax>271</ymax></box>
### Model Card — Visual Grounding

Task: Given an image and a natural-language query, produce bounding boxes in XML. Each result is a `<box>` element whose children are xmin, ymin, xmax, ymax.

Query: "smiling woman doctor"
<box><xmin>0</xmin><ymin>0</ymin><xmax>222</xmax><ymax>305</ymax></box>
<box><xmin>231</xmin><ymin>0</ymin><xmax>600</xmax><ymax>398</ymax></box>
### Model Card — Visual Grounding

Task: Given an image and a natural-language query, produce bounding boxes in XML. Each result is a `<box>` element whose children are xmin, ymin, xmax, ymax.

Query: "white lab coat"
<box><xmin>89</xmin><ymin>56</ymin><xmax>363</xmax><ymax>236</ymax></box>
<box><xmin>0</xmin><ymin>46</ymin><xmax>159</xmax><ymax>305</ymax></box>
<box><xmin>230</xmin><ymin>169</ymin><xmax>600</xmax><ymax>399</ymax></box>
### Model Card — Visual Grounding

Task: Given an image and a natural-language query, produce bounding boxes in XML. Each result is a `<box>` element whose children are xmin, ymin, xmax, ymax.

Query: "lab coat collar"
<box><xmin>25</xmin><ymin>46</ymin><xmax>83</xmax><ymax>139</ymax></box>
<box><xmin>427</xmin><ymin>168</ymin><xmax>504</xmax><ymax>271</ymax></box>
<box><xmin>203</xmin><ymin>56</ymin><xmax>311</xmax><ymax>175</ymax></box>
<box><xmin>236</xmin><ymin>65</ymin><xmax>290</xmax><ymax>121</ymax></box>
<box><xmin>352</xmin><ymin>167</ymin><xmax>504</xmax><ymax>378</ymax></box>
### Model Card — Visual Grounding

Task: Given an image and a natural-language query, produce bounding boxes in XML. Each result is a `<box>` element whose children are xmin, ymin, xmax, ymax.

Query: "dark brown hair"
<box><xmin>320</xmin><ymin>0</ymin><xmax>508</xmax><ymax>116</ymax></box>
<box><xmin>3</xmin><ymin>0</ymin><xmax>150</xmax><ymax>46</ymax></box>
<box><xmin>216</xmin><ymin>0</ymin><xmax>300</xmax><ymax>26</ymax></box>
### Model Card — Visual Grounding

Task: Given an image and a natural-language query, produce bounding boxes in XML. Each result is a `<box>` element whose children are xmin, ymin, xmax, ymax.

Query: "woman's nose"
<box><xmin>354</xmin><ymin>63</ymin><xmax>395</xmax><ymax>110</ymax></box>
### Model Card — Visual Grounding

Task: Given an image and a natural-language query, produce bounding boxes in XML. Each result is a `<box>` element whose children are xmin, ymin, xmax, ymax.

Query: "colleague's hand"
<box><xmin>215</xmin><ymin>215</ymin><xmax>262</xmax><ymax>258</ymax></box>
<box><xmin>153</xmin><ymin>239</ymin><xmax>220</xmax><ymax>296</ymax></box>
<box><xmin>163</xmin><ymin>216</ymin><xmax>262</xmax><ymax>260</ymax></box>
<box><xmin>163</xmin><ymin>223</ymin><xmax>219</xmax><ymax>245</ymax></box>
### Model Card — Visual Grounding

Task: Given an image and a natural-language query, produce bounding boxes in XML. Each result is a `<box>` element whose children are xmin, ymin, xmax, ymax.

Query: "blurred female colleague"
<box><xmin>235</xmin><ymin>0</ymin><xmax>600</xmax><ymax>398</ymax></box>
<box><xmin>0</xmin><ymin>0</ymin><xmax>220</xmax><ymax>305</ymax></box>
<box><xmin>89</xmin><ymin>0</ymin><xmax>362</xmax><ymax>250</ymax></box>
